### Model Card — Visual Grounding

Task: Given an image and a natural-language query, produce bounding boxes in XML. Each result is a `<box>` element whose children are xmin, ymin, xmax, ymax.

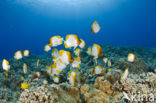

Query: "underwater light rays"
<box><xmin>14</xmin><ymin>0</ymin><xmax>126</xmax><ymax>18</ymax></box>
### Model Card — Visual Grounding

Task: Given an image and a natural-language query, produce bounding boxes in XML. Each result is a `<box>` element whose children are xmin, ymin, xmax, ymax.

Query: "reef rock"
<box><xmin>83</xmin><ymin>89</ymin><xmax>110</xmax><ymax>103</ymax></box>
<box><xmin>81</xmin><ymin>76</ymin><xmax>122</xmax><ymax>103</ymax></box>
<box><xmin>117</xmin><ymin>59</ymin><xmax>147</xmax><ymax>74</ymax></box>
<box><xmin>105</xmin><ymin>69</ymin><xmax>122</xmax><ymax>84</ymax></box>
<box><xmin>19</xmin><ymin>83</ymin><xmax>81</xmax><ymax>103</ymax></box>
<box><xmin>112</xmin><ymin>72</ymin><xmax>156</xmax><ymax>102</ymax></box>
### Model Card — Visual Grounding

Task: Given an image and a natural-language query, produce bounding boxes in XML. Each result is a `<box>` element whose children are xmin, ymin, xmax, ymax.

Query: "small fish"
<box><xmin>79</xmin><ymin>39</ymin><xmax>86</xmax><ymax>49</ymax></box>
<box><xmin>94</xmin><ymin>65</ymin><xmax>102</xmax><ymax>75</ymax></box>
<box><xmin>53</xmin><ymin>76</ymin><xmax>60</xmax><ymax>83</ymax></box>
<box><xmin>49</xmin><ymin>36</ymin><xmax>63</xmax><ymax>47</ymax></box>
<box><xmin>68</xmin><ymin>71</ymin><xmax>77</xmax><ymax>86</ymax></box>
<box><xmin>55</xmin><ymin>59</ymin><xmax>66</xmax><ymax>72</ymax></box>
<box><xmin>48</xmin><ymin>62</ymin><xmax>60</xmax><ymax>76</ymax></box>
<box><xmin>23</xmin><ymin>50</ymin><xmax>30</xmax><ymax>57</ymax></box>
<box><xmin>103</xmin><ymin>57</ymin><xmax>108</xmax><ymax>64</ymax></box>
<box><xmin>52</xmin><ymin>68</ymin><xmax>62</xmax><ymax>76</ymax></box>
<box><xmin>21</xmin><ymin>82</ymin><xmax>30</xmax><ymax>89</ymax></box>
<box><xmin>121</xmin><ymin>68</ymin><xmax>129</xmax><ymax>80</ymax></box>
<box><xmin>57</xmin><ymin>59</ymin><xmax>66</xmax><ymax>68</ymax></box>
<box><xmin>37</xmin><ymin>59</ymin><xmax>40</xmax><ymax>67</ymax></box>
<box><xmin>46</xmin><ymin>66</ymin><xmax>52</xmax><ymax>75</ymax></box>
<box><xmin>72</xmin><ymin>57</ymin><xmax>81</xmax><ymax>68</ymax></box>
<box><xmin>52</xmin><ymin>48</ymin><xmax>60</xmax><ymax>60</ymax></box>
<box><xmin>52</xmin><ymin>61</ymin><xmax>57</xmax><ymax>68</ymax></box>
<box><xmin>87</xmin><ymin>47</ymin><xmax>92</xmax><ymax>55</ymax></box>
<box><xmin>91</xmin><ymin>44</ymin><xmax>103</xmax><ymax>59</ymax></box>
<box><xmin>91</xmin><ymin>21</ymin><xmax>101</xmax><ymax>34</ymax></box>
<box><xmin>128</xmin><ymin>53</ymin><xmax>135</xmax><ymax>62</ymax></box>
<box><xmin>14</xmin><ymin>51</ymin><xmax>23</xmax><ymax>60</ymax></box>
<box><xmin>107</xmin><ymin>59</ymin><xmax>111</xmax><ymax>67</ymax></box>
<box><xmin>2</xmin><ymin>59</ymin><xmax>10</xmax><ymax>71</ymax></box>
<box><xmin>43</xmin><ymin>79</ymin><xmax>48</xmax><ymax>85</ymax></box>
<box><xmin>74</xmin><ymin>48</ymin><xmax>81</xmax><ymax>57</ymax></box>
<box><xmin>64</xmin><ymin>34</ymin><xmax>80</xmax><ymax>49</ymax></box>
<box><xmin>44</xmin><ymin>44</ymin><xmax>51</xmax><ymax>52</ymax></box>
<box><xmin>59</xmin><ymin>50</ymin><xmax>73</xmax><ymax>65</ymax></box>
<box><xmin>23</xmin><ymin>63</ymin><xmax>27</xmax><ymax>74</ymax></box>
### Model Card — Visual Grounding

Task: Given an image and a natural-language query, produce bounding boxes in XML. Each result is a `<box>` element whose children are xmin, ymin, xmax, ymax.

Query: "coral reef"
<box><xmin>18</xmin><ymin>68</ymin><xmax>156</xmax><ymax>103</ymax></box>
<box><xmin>113</xmin><ymin>72</ymin><xmax>156</xmax><ymax>102</ymax></box>
<box><xmin>117</xmin><ymin>59</ymin><xmax>147</xmax><ymax>74</ymax></box>
<box><xmin>0</xmin><ymin>88</ymin><xmax>13</xmax><ymax>101</ymax></box>
<box><xmin>82</xmin><ymin>76</ymin><xmax>120</xmax><ymax>103</ymax></box>
<box><xmin>19</xmin><ymin>83</ymin><xmax>81</xmax><ymax>103</ymax></box>
<box><xmin>105</xmin><ymin>69</ymin><xmax>122</xmax><ymax>84</ymax></box>
<box><xmin>0</xmin><ymin>45</ymin><xmax>156</xmax><ymax>103</ymax></box>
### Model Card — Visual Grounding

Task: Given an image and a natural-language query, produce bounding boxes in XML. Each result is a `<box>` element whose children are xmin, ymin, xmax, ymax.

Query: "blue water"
<box><xmin>0</xmin><ymin>0</ymin><xmax>156</xmax><ymax>59</ymax></box>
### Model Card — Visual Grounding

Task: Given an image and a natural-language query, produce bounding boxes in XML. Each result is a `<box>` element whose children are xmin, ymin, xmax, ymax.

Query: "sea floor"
<box><xmin>0</xmin><ymin>45</ymin><xmax>156</xmax><ymax>103</ymax></box>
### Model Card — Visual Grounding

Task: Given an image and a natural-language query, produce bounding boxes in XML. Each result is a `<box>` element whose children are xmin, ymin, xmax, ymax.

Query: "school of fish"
<box><xmin>1</xmin><ymin>21</ymin><xmax>136</xmax><ymax>89</ymax></box>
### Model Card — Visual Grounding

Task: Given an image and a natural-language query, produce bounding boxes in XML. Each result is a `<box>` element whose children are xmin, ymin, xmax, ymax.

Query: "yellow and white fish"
<box><xmin>49</xmin><ymin>61</ymin><xmax>64</xmax><ymax>76</ymax></box>
<box><xmin>121</xmin><ymin>68</ymin><xmax>129</xmax><ymax>80</ymax></box>
<box><xmin>43</xmin><ymin>79</ymin><xmax>48</xmax><ymax>85</ymax></box>
<box><xmin>103</xmin><ymin>57</ymin><xmax>108</xmax><ymax>64</ymax></box>
<box><xmin>128</xmin><ymin>53</ymin><xmax>135</xmax><ymax>62</ymax></box>
<box><xmin>51</xmin><ymin>62</ymin><xmax>57</xmax><ymax>76</ymax></box>
<box><xmin>91</xmin><ymin>21</ymin><xmax>101</xmax><ymax>34</ymax></box>
<box><xmin>107</xmin><ymin>59</ymin><xmax>112</xmax><ymax>67</ymax></box>
<box><xmin>52</xmin><ymin>48</ymin><xmax>60</xmax><ymax>60</ymax></box>
<box><xmin>55</xmin><ymin>59</ymin><xmax>66</xmax><ymax>71</ymax></box>
<box><xmin>68</xmin><ymin>71</ymin><xmax>77</xmax><ymax>86</ymax></box>
<box><xmin>14</xmin><ymin>51</ymin><xmax>23</xmax><ymax>60</ymax></box>
<box><xmin>46</xmin><ymin>66</ymin><xmax>52</xmax><ymax>75</ymax></box>
<box><xmin>79</xmin><ymin>39</ymin><xmax>86</xmax><ymax>49</ymax></box>
<box><xmin>74</xmin><ymin>48</ymin><xmax>81</xmax><ymax>57</ymax></box>
<box><xmin>53</xmin><ymin>76</ymin><xmax>60</xmax><ymax>83</ymax></box>
<box><xmin>49</xmin><ymin>36</ymin><xmax>63</xmax><ymax>47</ymax></box>
<box><xmin>59</xmin><ymin>50</ymin><xmax>73</xmax><ymax>65</ymax></box>
<box><xmin>51</xmin><ymin>68</ymin><xmax>61</xmax><ymax>76</ymax></box>
<box><xmin>44</xmin><ymin>44</ymin><xmax>51</xmax><ymax>52</ymax></box>
<box><xmin>72</xmin><ymin>57</ymin><xmax>81</xmax><ymax>68</ymax></box>
<box><xmin>52</xmin><ymin>64</ymin><xmax>63</xmax><ymax>76</ymax></box>
<box><xmin>91</xmin><ymin>44</ymin><xmax>103</xmax><ymax>59</ymax></box>
<box><xmin>87</xmin><ymin>47</ymin><xmax>92</xmax><ymax>55</ymax></box>
<box><xmin>37</xmin><ymin>59</ymin><xmax>40</xmax><ymax>67</ymax></box>
<box><xmin>23</xmin><ymin>50</ymin><xmax>30</xmax><ymax>57</ymax></box>
<box><xmin>64</xmin><ymin>34</ymin><xmax>80</xmax><ymax>49</ymax></box>
<box><xmin>23</xmin><ymin>63</ymin><xmax>27</xmax><ymax>74</ymax></box>
<box><xmin>2</xmin><ymin>59</ymin><xmax>10</xmax><ymax>71</ymax></box>
<box><xmin>94</xmin><ymin>65</ymin><xmax>102</xmax><ymax>75</ymax></box>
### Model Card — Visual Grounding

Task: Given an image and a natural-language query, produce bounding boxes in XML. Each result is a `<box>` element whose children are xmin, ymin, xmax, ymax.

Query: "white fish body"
<box><xmin>2</xmin><ymin>59</ymin><xmax>10</xmax><ymax>71</ymax></box>
<box><xmin>121</xmin><ymin>68</ymin><xmax>129</xmax><ymax>80</ymax></box>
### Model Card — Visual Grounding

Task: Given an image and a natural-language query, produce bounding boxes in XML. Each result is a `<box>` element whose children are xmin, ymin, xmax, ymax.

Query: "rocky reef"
<box><xmin>18</xmin><ymin>71</ymin><xmax>156</xmax><ymax>103</ymax></box>
<box><xmin>0</xmin><ymin>45</ymin><xmax>156</xmax><ymax>103</ymax></box>
<box><xmin>19</xmin><ymin>84</ymin><xmax>81</xmax><ymax>103</ymax></box>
